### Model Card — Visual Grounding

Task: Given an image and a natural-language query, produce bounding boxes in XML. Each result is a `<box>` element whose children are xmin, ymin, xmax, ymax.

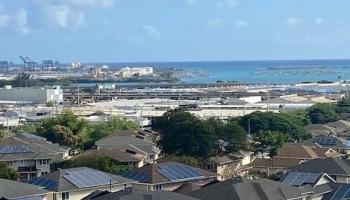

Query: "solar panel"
<box><xmin>330</xmin><ymin>185</ymin><xmax>350</xmax><ymax>200</ymax></box>
<box><xmin>282</xmin><ymin>172</ymin><xmax>320</xmax><ymax>186</ymax></box>
<box><xmin>122</xmin><ymin>171</ymin><xmax>150</xmax><ymax>182</ymax></box>
<box><xmin>316</xmin><ymin>138</ymin><xmax>337</xmax><ymax>146</ymax></box>
<box><xmin>27</xmin><ymin>177</ymin><xmax>57</xmax><ymax>190</ymax></box>
<box><xmin>0</xmin><ymin>145</ymin><xmax>33</xmax><ymax>154</ymax></box>
<box><xmin>158</xmin><ymin>163</ymin><xmax>203</xmax><ymax>181</ymax></box>
<box><xmin>63</xmin><ymin>168</ymin><xmax>116</xmax><ymax>188</ymax></box>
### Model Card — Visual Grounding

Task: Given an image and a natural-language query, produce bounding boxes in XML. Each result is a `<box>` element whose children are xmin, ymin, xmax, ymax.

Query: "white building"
<box><xmin>0</xmin><ymin>86</ymin><xmax>63</xmax><ymax>104</ymax></box>
<box><xmin>116</xmin><ymin>67</ymin><xmax>154</xmax><ymax>78</ymax></box>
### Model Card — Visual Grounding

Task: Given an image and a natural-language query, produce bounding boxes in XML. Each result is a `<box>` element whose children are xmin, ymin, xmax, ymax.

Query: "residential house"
<box><xmin>289</xmin><ymin>158</ymin><xmax>350</xmax><ymax>183</ymax></box>
<box><xmin>0</xmin><ymin>135</ymin><xmax>70</xmax><ymax>180</ymax></box>
<box><xmin>326</xmin><ymin>120</ymin><xmax>350</xmax><ymax>136</ymax></box>
<box><xmin>26</xmin><ymin>167</ymin><xmax>136</xmax><ymax>200</ymax></box>
<box><xmin>122</xmin><ymin>162</ymin><xmax>217</xmax><ymax>192</ymax></box>
<box><xmin>250</xmin><ymin>143</ymin><xmax>341</xmax><ymax>174</ymax></box>
<box><xmin>319</xmin><ymin>182</ymin><xmax>350</xmax><ymax>200</ymax></box>
<box><xmin>0</xmin><ymin>178</ymin><xmax>53</xmax><ymax>200</ymax></box>
<box><xmin>203</xmin><ymin>150</ymin><xmax>254</xmax><ymax>181</ymax></box>
<box><xmin>95</xmin><ymin>134</ymin><xmax>161</xmax><ymax>166</ymax></box>
<box><xmin>302</xmin><ymin>136</ymin><xmax>349</xmax><ymax>154</ymax></box>
<box><xmin>305</xmin><ymin>124</ymin><xmax>336</xmax><ymax>137</ymax></box>
<box><xmin>76</xmin><ymin>149</ymin><xmax>145</xmax><ymax>168</ymax></box>
<box><xmin>280</xmin><ymin>171</ymin><xmax>336</xmax><ymax>199</ymax></box>
<box><xmin>82</xmin><ymin>189</ymin><xmax>200</xmax><ymax>200</ymax></box>
<box><xmin>189</xmin><ymin>176</ymin><xmax>313</xmax><ymax>200</ymax></box>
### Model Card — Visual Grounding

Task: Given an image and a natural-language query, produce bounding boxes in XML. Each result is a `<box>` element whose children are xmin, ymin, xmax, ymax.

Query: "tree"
<box><xmin>207</xmin><ymin>118</ymin><xmax>247</xmax><ymax>153</ymax></box>
<box><xmin>307</xmin><ymin>103</ymin><xmax>339</xmax><ymax>124</ymax></box>
<box><xmin>163</xmin><ymin>155</ymin><xmax>201</xmax><ymax>167</ymax></box>
<box><xmin>239</xmin><ymin>111</ymin><xmax>310</xmax><ymax>141</ymax></box>
<box><xmin>153</xmin><ymin>109</ymin><xmax>248</xmax><ymax>158</ymax></box>
<box><xmin>51</xmin><ymin>153</ymin><xmax>133</xmax><ymax>175</ymax></box>
<box><xmin>254</xmin><ymin>130</ymin><xmax>287</xmax><ymax>177</ymax></box>
<box><xmin>153</xmin><ymin>109</ymin><xmax>215</xmax><ymax>157</ymax></box>
<box><xmin>0</xmin><ymin>162</ymin><xmax>18</xmax><ymax>180</ymax></box>
<box><xmin>337</xmin><ymin>97</ymin><xmax>350</xmax><ymax>113</ymax></box>
<box><xmin>37</xmin><ymin>110</ymin><xmax>86</xmax><ymax>146</ymax></box>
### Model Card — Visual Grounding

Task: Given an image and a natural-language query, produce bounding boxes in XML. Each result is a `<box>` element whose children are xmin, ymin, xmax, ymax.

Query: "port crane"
<box><xmin>19</xmin><ymin>56</ymin><xmax>36</xmax><ymax>71</ymax></box>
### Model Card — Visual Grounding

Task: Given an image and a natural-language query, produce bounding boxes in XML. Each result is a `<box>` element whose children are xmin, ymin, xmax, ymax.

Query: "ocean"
<box><xmin>96</xmin><ymin>59</ymin><xmax>350</xmax><ymax>84</ymax></box>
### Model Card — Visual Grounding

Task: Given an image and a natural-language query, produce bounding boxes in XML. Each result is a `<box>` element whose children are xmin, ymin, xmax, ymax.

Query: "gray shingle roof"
<box><xmin>289</xmin><ymin>158</ymin><xmax>350</xmax><ymax>176</ymax></box>
<box><xmin>0</xmin><ymin>178</ymin><xmax>49</xmax><ymax>199</ymax></box>
<box><xmin>95</xmin><ymin>135</ymin><xmax>160</xmax><ymax>155</ymax></box>
<box><xmin>123</xmin><ymin>162</ymin><xmax>217</xmax><ymax>184</ymax></box>
<box><xmin>28</xmin><ymin>167</ymin><xmax>135</xmax><ymax>192</ymax></box>
<box><xmin>189</xmin><ymin>177</ymin><xmax>312</xmax><ymax>200</ymax></box>
<box><xmin>83</xmin><ymin>189</ymin><xmax>200</xmax><ymax>200</ymax></box>
<box><xmin>0</xmin><ymin>136</ymin><xmax>69</xmax><ymax>161</ymax></box>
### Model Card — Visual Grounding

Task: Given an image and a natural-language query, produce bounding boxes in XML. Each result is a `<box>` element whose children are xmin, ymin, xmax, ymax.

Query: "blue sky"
<box><xmin>0</xmin><ymin>0</ymin><xmax>350</xmax><ymax>62</ymax></box>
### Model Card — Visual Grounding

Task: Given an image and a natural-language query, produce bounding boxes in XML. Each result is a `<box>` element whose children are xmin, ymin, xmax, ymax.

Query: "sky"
<box><xmin>0</xmin><ymin>0</ymin><xmax>350</xmax><ymax>63</ymax></box>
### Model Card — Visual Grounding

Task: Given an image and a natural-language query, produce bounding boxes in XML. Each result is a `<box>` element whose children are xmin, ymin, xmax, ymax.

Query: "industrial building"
<box><xmin>0</xmin><ymin>85</ymin><xmax>63</xmax><ymax>104</ymax></box>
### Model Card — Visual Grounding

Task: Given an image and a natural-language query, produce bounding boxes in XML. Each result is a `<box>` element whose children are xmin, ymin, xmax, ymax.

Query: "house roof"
<box><xmin>302</xmin><ymin>136</ymin><xmax>349</xmax><ymax>150</ymax></box>
<box><xmin>83</xmin><ymin>189</ymin><xmax>200</xmax><ymax>200</ymax></box>
<box><xmin>326</xmin><ymin>120</ymin><xmax>350</xmax><ymax>130</ymax></box>
<box><xmin>95</xmin><ymin>135</ymin><xmax>160</xmax><ymax>155</ymax></box>
<box><xmin>276</xmin><ymin>143</ymin><xmax>340</xmax><ymax>159</ymax></box>
<box><xmin>251</xmin><ymin>157</ymin><xmax>302</xmax><ymax>170</ymax></box>
<box><xmin>319</xmin><ymin>182</ymin><xmax>350</xmax><ymax>200</ymax></box>
<box><xmin>280</xmin><ymin>171</ymin><xmax>335</xmax><ymax>187</ymax></box>
<box><xmin>0</xmin><ymin>178</ymin><xmax>49</xmax><ymax>199</ymax></box>
<box><xmin>76</xmin><ymin>149</ymin><xmax>143</xmax><ymax>163</ymax></box>
<box><xmin>26</xmin><ymin>167</ymin><xmax>135</xmax><ymax>192</ymax></box>
<box><xmin>189</xmin><ymin>177</ymin><xmax>312</xmax><ymax>200</ymax></box>
<box><xmin>0</xmin><ymin>136</ymin><xmax>70</xmax><ymax>162</ymax></box>
<box><xmin>289</xmin><ymin>158</ymin><xmax>350</xmax><ymax>176</ymax></box>
<box><xmin>122</xmin><ymin>162</ymin><xmax>217</xmax><ymax>184</ymax></box>
<box><xmin>305</xmin><ymin>124</ymin><xmax>335</xmax><ymax>137</ymax></box>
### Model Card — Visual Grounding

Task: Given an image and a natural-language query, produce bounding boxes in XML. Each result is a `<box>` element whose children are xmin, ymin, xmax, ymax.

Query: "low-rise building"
<box><xmin>0</xmin><ymin>178</ymin><xmax>53</xmax><ymax>200</ymax></box>
<box><xmin>26</xmin><ymin>167</ymin><xmax>136</xmax><ymax>200</ymax></box>
<box><xmin>116</xmin><ymin>67</ymin><xmax>154</xmax><ymax>78</ymax></box>
<box><xmin>95</xmin><ymin>133</ymin><xmax>161</xmax><ymax>165</ymax></box>
<box><xmin>289</xmin><ymin>158</ymin><xmax>350</xmax><ymax>183</ymax></box>
<box><xmin>302</xmin><ymin>136</ymin><xmax>349</xmax><ymax>154</ymax></box>
<box><xmin>122</xmin><ymin>162</ymin><xmax>217</xmax><ymax>192</ymax></box>
<box><xmin>251</xmin><ymin>143</ymin><xmax>341</xmax><ymax>175</ymax></box>
<box><xmin>0</xmin><ymin>135</ymin><xmax>70</xmax><ymax>180</ymax></box>
<box><xmin>189</xmin><ymin>176</ymin><xmax>313</xmax><ymax>200</ymax></box>
<box><xmin>82</xmin><ymin>189</ymin><xmax>200</xmax><ymax>200</ymax></box>
<box><xmin>203</xmin><ymin>151</ymin><xmax>254</xmax><ymax>181</ymax></box>
<box><xmin>0</xmin><ymin>86</ymin><xmax>63</xmax><ymax>104</ymax></box>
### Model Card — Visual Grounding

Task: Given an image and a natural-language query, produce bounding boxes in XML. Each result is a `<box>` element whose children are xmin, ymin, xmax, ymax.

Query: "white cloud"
<box><xmin>315</xmin><ymin>18</ymin><xmax>324</xmax><ymax>25</ymax></box>
<box><xmin>16</xmin><ymin>8</ymin><xmax>30</xmax><ymax>34</ymax></box>
<box><xmin>234</xmin><ymin>20</ymin><xmax>248</xmax><ymax>28</ymax></box>
<box><xmin>216</xmin><ymin>0</ymin><xmax>239</xmax><ymax>8</ymax></box>
<box><xmin>49</xmin><ymin>5</ymin><xmax>85</xmax><ymax>28</ymax></box>
<box><xmin>0</xmin><ymin>14</ymin><xmax>9</xmax><ymax>28</ymax></box>
<box><xmin>206</xmin><ymin>18</ymin><xmax>223</xmax><ymax>27</ymax></box>
<box><xmin>285</xmin><ymin>17</ymin><xmax>301</xmax><ymax>26</ymax></box>
<box><xmin>142</xmin><ymin>25</ymin><xmax>162</xmax><ymax>40</ymax></box>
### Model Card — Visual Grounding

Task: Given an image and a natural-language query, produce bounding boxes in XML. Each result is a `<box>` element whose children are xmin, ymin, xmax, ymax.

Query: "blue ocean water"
<box><xmin>101</xmin><ymin>59</ymin><xmax>350</xmax><ymax>84</ymax></box>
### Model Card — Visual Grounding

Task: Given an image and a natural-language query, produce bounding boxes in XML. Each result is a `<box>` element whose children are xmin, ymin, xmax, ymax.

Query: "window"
<box><xmin>61</xmin><ymin>192</ymin><xmax>69</xmax><ymax>200</ymax></box>
<box><xmin>154</xmin><ymin>184</ymin><xmax>162</xmax><ymax>191</ymax></box>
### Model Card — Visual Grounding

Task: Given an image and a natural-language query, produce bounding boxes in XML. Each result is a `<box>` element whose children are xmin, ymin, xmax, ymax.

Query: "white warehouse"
<box><xmin>0</xmin><ymin>85</ymin><xmax>63</xmax><ymax>104</ymax></box>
